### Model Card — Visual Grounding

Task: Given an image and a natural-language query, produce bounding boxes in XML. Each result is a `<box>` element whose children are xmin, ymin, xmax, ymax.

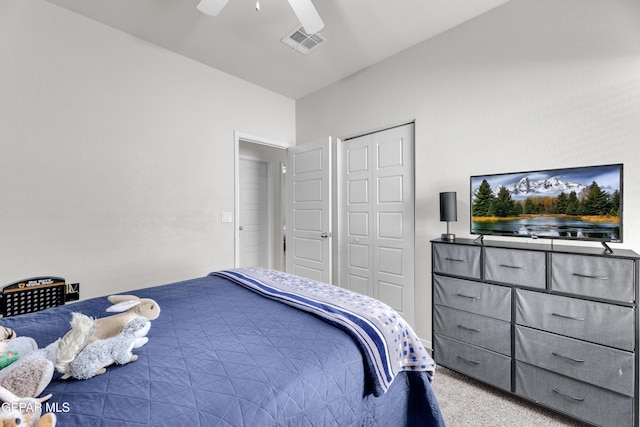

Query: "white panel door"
<box><xmin>239</xmin><ymin>158</ymin><xmax>269</xmax><ymax>267</ymax></box>
<box><xmin>342</xmin><ymin>137</ymin><xmax>373</xmax><ymax>297</ymax></box>
<box><xmin>286</xmin><ymin>137</ymin><xmax>332</xmax><ymax>282</ymax></box>
<box><xmin>341</xmin><ymin>124</ymin><xmax>415</xmax><ymax>325</ymax></box>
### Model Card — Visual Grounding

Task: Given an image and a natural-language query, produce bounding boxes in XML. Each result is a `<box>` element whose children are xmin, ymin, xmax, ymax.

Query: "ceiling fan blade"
<box><xmin>287</xmin><ymin>0</ymin><xmax>324</xmax><ymax>34</ymax></box>
<box><xmin>196</xmin><ymin>0</ymin><xmax>230</xmax><ymax>16</ymax></box>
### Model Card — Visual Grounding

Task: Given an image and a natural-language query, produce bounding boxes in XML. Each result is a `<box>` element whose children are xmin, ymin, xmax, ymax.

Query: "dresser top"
<box><xmin>431</xmin><ymin>237</ymin><xmax>640</xmax><ymax>260</ymax></box>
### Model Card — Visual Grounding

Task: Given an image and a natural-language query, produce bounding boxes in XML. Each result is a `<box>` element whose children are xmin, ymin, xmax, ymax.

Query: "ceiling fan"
<box><xmin>196</xmin><ymin>0</ymin><xmax>325</xmax><ymax>34</ymax></box>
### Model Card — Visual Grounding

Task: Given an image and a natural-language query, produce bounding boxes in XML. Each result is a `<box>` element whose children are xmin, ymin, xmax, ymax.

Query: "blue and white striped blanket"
<box><xmin>212</xmin><ymin>268</ymin><xmax>435</xmax><ymax>397</ymax></box>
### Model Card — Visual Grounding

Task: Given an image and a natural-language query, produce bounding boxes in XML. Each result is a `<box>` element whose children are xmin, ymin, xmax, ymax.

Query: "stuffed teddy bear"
<box><xmin>55</xmin><ymin>294</ymin><xmax>159</xmax><ymax>376</ymax></box>
<box><xmin>65</xmin><ymin>316</ymin><xmax>150</xmax><ymax>380</ymax></box>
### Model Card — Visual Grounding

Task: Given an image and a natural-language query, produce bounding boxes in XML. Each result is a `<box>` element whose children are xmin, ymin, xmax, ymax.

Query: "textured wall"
<box><xmin>0</xmin><ymin>0</ymin><xmax>295</xmax><ymax>299</ymax></box>
<box><xmin>296</xmin><ymin>0</ymin><xmax>640</xmax><ymax>341</ymax></box>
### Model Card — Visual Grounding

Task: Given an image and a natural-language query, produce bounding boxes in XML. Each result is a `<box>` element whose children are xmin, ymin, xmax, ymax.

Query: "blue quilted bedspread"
<box><xmin>214</xmin><ymin>268</ymin><xmax>436</xmax><ymax>397</ymax></box>
<box><xmin>0</xmin><ymin>273</ymin><xmax>445</xmax><ymax>426</ymax></box>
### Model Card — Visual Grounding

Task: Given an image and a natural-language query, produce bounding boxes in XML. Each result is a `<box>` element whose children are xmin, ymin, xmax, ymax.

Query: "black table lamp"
<box><xmin>440</xmin><ymin>192</ymin><xmax>457</xmax><ymax>241</ymax></box>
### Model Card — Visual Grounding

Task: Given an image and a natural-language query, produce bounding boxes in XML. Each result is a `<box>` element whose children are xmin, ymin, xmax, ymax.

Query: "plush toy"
<box><xmin>55</xmin><ymin>294</ymin><xmax>159</xmax><ymax>375</ymax></box>
<box><xmin>0</xmin><ymin>350</ymin><xmax>19</xmax><ymax>370</ymax></box>
<box><xmin>88</xmin><ymin>295</ymin><xmax>160</xmax><ymax>344</ymax></box>
<box><xmin>65</xmin><ymin>316</ymin><xmax>150</xmax><ymax>380</ymax></box>
<box><xmin>0</xmin><ymin>329</ymin><xmax>18</xmax><ymax>370</ymax></box>
<box><xmin>0</xmin><ymin>384</ymin><xmax>56</xmax><ymax>427</ymax></box>
<box><xmin>0</xmin><ymin>330</ymin><xmax>56</xmax><ymax>426</ymax></box>
<box><xmin>0</xmin><ymin>337</ymin><xmax>55</xmax><ymax>400</ymax></box>
<box><xmin>0</xmin><ymin>411</ymin><xmax>56</xmax><ymax>427</ymax></box>
<box><xmin>0</xmin><ymin>332</ymin><xmax>56</xmax><ymax>427</ymax></box>
<box><xmin>0</xmin><ymin>328</ymin><xmax>16</xmax><ymax>342</ymax></box>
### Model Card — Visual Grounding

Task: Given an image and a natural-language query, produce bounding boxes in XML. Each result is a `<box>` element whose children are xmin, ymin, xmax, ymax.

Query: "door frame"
<box><xmin>238</xmin><ymin>156</ymin><xmax>272</xmax><ymax>268</ymax></box>
<box><xmin>234</xmin><ymin>132</ymin><xmax>290</xmax><ymax>268</ymax></box>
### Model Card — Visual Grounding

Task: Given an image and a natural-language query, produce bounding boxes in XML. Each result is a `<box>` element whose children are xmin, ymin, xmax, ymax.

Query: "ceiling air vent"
<box><xmin>281</xmin><ymin>26</ymin><xmax>326</xmax><ymax>55</ymax></box>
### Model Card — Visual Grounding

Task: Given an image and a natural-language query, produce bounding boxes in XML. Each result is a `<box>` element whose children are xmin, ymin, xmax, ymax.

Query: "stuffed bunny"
<box><xmin>87</xmin><ymin>295</ymin><xmax>160</xmax><ymax>345</ymax></box>
<box><xmin>55</xmin><ymin>294</ymin><xmax>159</xmax><ymax>376</ymax></box>
<box><xmin>66</xmin><ymin>317</ymin><xmax>150</xmax><ymax>380</ymax></box>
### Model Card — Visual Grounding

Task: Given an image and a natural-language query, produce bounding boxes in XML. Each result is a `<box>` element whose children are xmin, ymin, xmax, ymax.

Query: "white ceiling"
<box><xmin>46</xmin><ymin>0</ymin><xmax>511</xmax><ymax>99</ymax></box>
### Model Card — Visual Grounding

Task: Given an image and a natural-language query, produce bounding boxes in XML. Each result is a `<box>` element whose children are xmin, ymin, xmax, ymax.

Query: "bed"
<box><xmin>1</xmin><ymin>268</ymin><xmax>445</xmax><ymax>426</ymax></box>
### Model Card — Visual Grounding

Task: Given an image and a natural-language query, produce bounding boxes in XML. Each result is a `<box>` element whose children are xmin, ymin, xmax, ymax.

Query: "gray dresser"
<box><xmin>431</xmin><ymin>238</ymin><xmax>640</xmax><ymax>427</ymax></box>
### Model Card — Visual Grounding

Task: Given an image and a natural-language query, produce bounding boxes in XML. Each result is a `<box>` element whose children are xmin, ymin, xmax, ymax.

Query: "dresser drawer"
<box><xmin>434</xmin><ymin>275</ymin><xmax>511</xmax><ymax>321</ymax></box>
<box><xmin>485</xmin><ymin>247</ymin><xmax>545</xmax><ymax>289</ymax></box>
<box><xmin>516</xmin><ymin>289</ymin><xmax>634</xmax><ymax>351</ymax></box>
<box><xmin>435</xmin><ymin>334</ymin><xmax>511</xmax><ymax>391</ymax></box>
<box><xmin>433</xmin><ymin>243</ymin><xmax>481</xmax><ymax>279</ymax></box>
<box><xmin>434</xmin><ymin>305</ymin><xmax>511</xmax><ymax>355</ymax></box>
<box><xmin>551</xmin><ymin>253</ymin><xmax>635</xmax><ymax>303</ymax></box>
<box><xmin>516</xmin><ymin>362</ymin><xmax>632</xmax><ymax>427</ymax></box>
<box><xmin>515</xmin><ymin>325</ymin><xmax>634</xmax><ymax>396</ymax></box>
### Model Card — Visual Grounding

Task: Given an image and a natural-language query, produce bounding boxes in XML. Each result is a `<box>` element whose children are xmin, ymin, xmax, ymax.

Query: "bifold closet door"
<box><xmin>341</xmin><ymin>123</ymin><xmax>415</xmax><ymax>325</ymax></box>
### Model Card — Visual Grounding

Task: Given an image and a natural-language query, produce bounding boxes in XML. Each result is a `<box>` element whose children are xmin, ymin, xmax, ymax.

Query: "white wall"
<box><xmin>296</xmin><ymin>0</ymin><xmax>640</xmax><ymax>342</ymax></box>
<box><xmin>0</xmin><ymin>0</ymin><xmax>295</xmax><ymax>299</ymax></box>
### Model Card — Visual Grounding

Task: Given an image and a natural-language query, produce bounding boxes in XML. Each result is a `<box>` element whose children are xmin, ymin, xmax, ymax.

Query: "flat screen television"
<box><xmin>470</xmin><ymin>164</ymin><xmax>623</xmax><ymax>246</ymax></box>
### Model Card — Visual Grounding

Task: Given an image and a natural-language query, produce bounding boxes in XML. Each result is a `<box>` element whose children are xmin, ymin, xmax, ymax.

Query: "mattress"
<box><xmin>0</xmin><ymin>270</ymin><xmax>445</xmax><ymax>426</ymax></box>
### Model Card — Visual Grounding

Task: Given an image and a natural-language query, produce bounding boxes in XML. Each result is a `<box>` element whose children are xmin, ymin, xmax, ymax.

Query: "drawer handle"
<box><xmin>456</xmin><ymin>355</ymin><xmax>480</xmax><ymax>365</ymax></box>
<box><xmin>457</xmin><ymin>324</ymin><xmax>481</xmax><ymax>333</ymax></box>
<box><xmin>572</xmin><ymin>273</ymin><xmax>608</xmax><ymax>280</ymax></box>
<box><xmin>552</xmin><ymin>352</ymin><xmax>585</xmax><ymax>364</ymax></box>
<box><xmin>552</xmin><ymin>312</ymin><xmax>585</xmax><ymax>322</ymax></box>
<box><xmin>456</xmin><ymin>293</ymin><xmax>480</xmax><ymax>300</ymax></box>
<box><xmin>445</xmin><ymin>257</ymin><xmax>467</xmax><ymax>263</ymax></box>
<box><xmin>500</xmin><ymin>264</ymin><xmax>526</xmax><ymax>270</ymax></box>
<box><xmin>552</xmin><ymin>388</ymin><xmax>585</xmax><ymax>402</ymax></box>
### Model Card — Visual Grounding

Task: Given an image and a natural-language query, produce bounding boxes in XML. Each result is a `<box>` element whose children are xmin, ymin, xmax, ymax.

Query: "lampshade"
<box><xmin>439</xmin><ymin>192</ymin><xmax>457</xmax><ymax>222</ymax></box>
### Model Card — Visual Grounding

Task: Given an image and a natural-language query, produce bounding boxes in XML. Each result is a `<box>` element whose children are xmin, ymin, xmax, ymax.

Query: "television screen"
<box><xmin>470</xmin><ymin>164</ymin><xmax>623</xmax><ymax>243</ymax></box>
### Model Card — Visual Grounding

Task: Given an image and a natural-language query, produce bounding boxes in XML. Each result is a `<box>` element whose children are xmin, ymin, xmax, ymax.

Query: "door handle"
<box><xmin>321</xmin><ymin>232</ymin><xmax>329</xmax><ymax>238</ymax></box>
<box><xmin>239</xmin><ymin>226</ymin><xmax>244</xmax><ymax>231</ymax></box>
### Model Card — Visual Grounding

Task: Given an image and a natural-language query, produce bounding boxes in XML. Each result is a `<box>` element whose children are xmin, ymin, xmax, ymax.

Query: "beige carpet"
<box><xmin>430</xmin><ymin>367</ymin><xmax>587</xmax><ymax>427</ymax></box>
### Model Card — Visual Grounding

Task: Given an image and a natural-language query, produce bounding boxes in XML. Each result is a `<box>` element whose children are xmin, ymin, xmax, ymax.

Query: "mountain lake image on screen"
<box><xmin>470</xmin><ymin>164</ymin><xmax>623</xmax><ymax>243</ymax></box>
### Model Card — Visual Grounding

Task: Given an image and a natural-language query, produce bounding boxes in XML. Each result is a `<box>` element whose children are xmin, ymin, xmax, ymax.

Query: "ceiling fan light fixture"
<box><xmin>287</xmin><ymin>0</ymin><xmax>324</xmax><ymax>34</ymax></box>
<box><xmin>196</xmin><ymin>0</ymin><xmax>229</xmax><ymax>16</ymax></box>
<box><xmin>196</xmin><ymin>0</ymin><xmax>325</xmax><ymax>35</ymax></box>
